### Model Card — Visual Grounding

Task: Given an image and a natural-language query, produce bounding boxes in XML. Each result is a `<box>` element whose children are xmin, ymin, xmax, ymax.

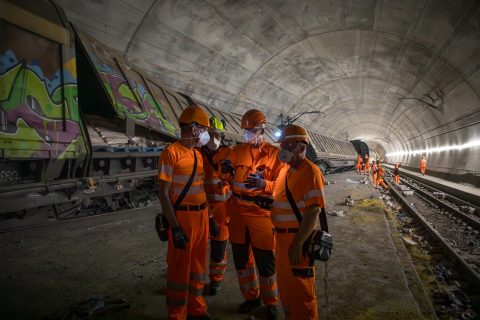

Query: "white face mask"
<box><xmin>244</xmin><ymin>130</ymin><xmax>262</xmax><ymax>144</ymax></box>
<box><xmin>197</xmin><ymin>131</ymin><xmax>210</xmax><ymax>146</ymax></box>
<box><xmin>207</xmin><ymin>137</ymin><xmax>220</xmax><ymax>150</ymax></box>
<box><xmin>278</xmin><ymin>143</ymin><xmax>302</xmax><ymax>163</ymax></box>
<box><xmin>191</xmin><ymin>125</ymin><xmax>210</xmax><ymax>147</ymax></box>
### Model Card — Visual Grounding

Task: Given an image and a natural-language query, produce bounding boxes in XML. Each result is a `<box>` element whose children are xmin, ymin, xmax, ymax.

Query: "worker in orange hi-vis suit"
<box><xmin>201</xmin><ymin>116</ymin><xmax>232</xmax><ymax>296</ymax></box>
<box><xmin>371</xmin><ymin>160</ymin><xmax>378</xmax><ymax>187</ymax></box>
<box><xmin>375</xmin><ymin>161</ymin><xmax>389</xmax><ymax>191</ymax></box>
<box><xmin>356</xmin><ymin>154</ymin><xmax>363</xmax><ymax>175</ymax></box>
<box><xmin>420</xmin><ymin>156</ymin><xmax>427</xmax><ymax>176</ymax></box>
<box><xmin>219</xmin><ymin>109</ymin><xmax>283</xmax><ymax>320</ymax></box>
<box><xmin>157</xmin><ymin>106</ymin><xmax>218</xmax><ymax>320</ymax></box>
<box><xmin>393</xmin><ymin>163</ymin><xmax>400</xmax><ymax>184</ymax></box>
<box><xmin>363</xmin><ymin>154</ymin><xmax>370</xmax><ymax>176</ymax></box>
<box><xmin>271</xmin><ymin>125</ymin><xmax>328</xmax><ymax>320</ymax></box>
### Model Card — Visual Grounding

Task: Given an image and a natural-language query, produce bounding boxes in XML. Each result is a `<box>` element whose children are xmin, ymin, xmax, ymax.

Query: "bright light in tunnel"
<box><xmin>274</xmin><ymin>131</ymin><xmax>282</xmax><ymax>138</ymax></box>
<box><xmin>386</xmin><ymin>139</ymin><xmax>480</xmax><ymax>157</ymax></box>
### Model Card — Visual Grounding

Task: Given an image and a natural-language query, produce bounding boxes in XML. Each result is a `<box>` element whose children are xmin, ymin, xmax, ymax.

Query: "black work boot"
<box><xmin>203</xmin><ymin>281</ymin><xmax>221</xmax><ymax>296</ymax></box>
<box><xmin>238</xmin><ymin>298</ymin><xmax>262</xmax><ymax>314</ymax></box>
<box><xmin>186</xmin><ymin>312</ymin><xmax>217</xmax><ymax>320</ymax></box>
<box><xmin>266</xmin><ymin>305</ymin><xmax>278</xmax><ymax>320</ymax></box>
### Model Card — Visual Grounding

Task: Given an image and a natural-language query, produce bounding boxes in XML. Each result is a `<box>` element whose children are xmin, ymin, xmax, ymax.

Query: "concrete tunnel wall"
<box><xmin>54</xmin><ymin>0</ymin><xmax>480</xmax><ymax>177</ymax></box>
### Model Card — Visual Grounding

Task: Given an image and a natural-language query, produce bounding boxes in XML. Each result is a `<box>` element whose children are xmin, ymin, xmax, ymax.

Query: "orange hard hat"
<box><xmin>241</xmin><ymin>109</ymin><xmax>266</xmax><ymax>129</ymax></box>
<box><xmin>277</xmin><ymin>125</ymin><xmax>309</xmax><ymax>143</ymax></box>
<box><xmin>178</xmin><ymin>106</ymin><xmax>210</xmax><ymax>127</ymax></box>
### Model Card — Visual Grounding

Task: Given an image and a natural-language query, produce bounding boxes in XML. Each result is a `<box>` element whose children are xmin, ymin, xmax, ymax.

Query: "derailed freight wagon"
<box><xmin>0</xmin><ymin>0</ymin><xmax>359</xmax><ymax>229</ymax></box>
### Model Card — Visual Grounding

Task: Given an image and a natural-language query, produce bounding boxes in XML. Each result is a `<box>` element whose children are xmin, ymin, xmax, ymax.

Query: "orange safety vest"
<box><xmin>420</xmin><ymin>159</ymin><xmax>426</xmax><ymax>169</ymax></box>
<box><xmin>158</xmin><ymin>142</ymin><xmax>206</xmax><ymax>206</ymax></box>
<box><xmin>272</xmin><ymin>159</ymin><xmax>325</xmax><ymax>228</ymax></box>
<box><xmin>202</xmin><ymin>146</ymin><xmax>232</xmax><ymax>203</ymax></box>
<box><xmin>226</xmin><ymin>142</ymin><xmax>284</xmax><ymax>217</ymax></box>
<box><xmin>356</xmin><ymin>156</ymin><xmax>363</xmax><ymax>166</ymax></box>
<box><xmin>364</xmin><ymin>157</ymin><xmax>370</xmax><ymax>168</ymax></box>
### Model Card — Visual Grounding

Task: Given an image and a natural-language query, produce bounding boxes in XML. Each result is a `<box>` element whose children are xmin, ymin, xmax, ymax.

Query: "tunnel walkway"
<box><xmin>0</xmin><ymin>172</ymin><xmax>435</xmax><ymax>320</ymax></box>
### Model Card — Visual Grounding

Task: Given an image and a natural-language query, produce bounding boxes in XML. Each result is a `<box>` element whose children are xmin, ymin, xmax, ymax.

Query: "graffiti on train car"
<box><xmin>86</xmin><ymin>42</ymin><xmax>177</xmax><ymax>136</ymax></box>
<box><xmin>0</xmin><ymin>49</ymin><xmax>87</xmax><ymax>159</ymax></box>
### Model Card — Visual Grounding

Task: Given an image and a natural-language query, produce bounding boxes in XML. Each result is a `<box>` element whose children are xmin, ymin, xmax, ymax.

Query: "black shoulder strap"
<box><xmin>285</xmin><ymin>174</ymin><xmax>303</xmax><ymax>223</ymax></box>
<box><xmin>286</xmin><ymin>173</ymin><xmax>329</xmax><ymax>232</ymax></box>
<box><xmin>174</xmin><ymin>149</ymin><xmax>197</xmax><ymax>209</ymax></box>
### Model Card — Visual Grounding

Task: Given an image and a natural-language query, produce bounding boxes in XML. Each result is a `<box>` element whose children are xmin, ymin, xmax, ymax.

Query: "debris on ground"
<box><xmin>432</xmin><ymin>192</ymin><xmax>446</xmax><ymax>199</ymax></box>
<box><xmin>345</xmin><ymin>195</ymin><xmax>355</xmax><ymax>206</ymax></box>
<box><xmin>46</xmin><ymin>296</ymin><xmax>130</xmax><ymax>320</ymax></box>
<box><xmin>328</xmin><ymin>210</ymin><xmax>346</xmax><ymax>217</ymax></box>
<box><xmin>401</xmin><ymin>236</ymin><xmax>418</xmax><ymax>247</ymax></box>
<box><xmin>325</xmin><ymin>181</ymin><xmax>336</xmax><ymax>185</ymax></box>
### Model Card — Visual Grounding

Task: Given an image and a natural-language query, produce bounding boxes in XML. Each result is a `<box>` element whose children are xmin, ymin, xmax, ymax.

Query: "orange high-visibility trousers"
<box><xmin>356</xmin><ymin>164</ymin><xmax>362</xmax><ymax>174</ymax></box>
<box><xmin>166</xmin><ymin>209</ymin><xmax>209</xmax><ymax>320</ymax></box>
<box><xmin>394</xmin><ymin>175</ymin><xmax>400</xmax><ymax>184</ymax></box>
<box><xmin>420</xmin><ymin>167</ymin><xmax>426</xmax><ymax>175</ymax></box>
<box><xmin>376</xmin><ymin>177</ymin><xmax>388</xmax><ymax>191</ymax></box>
<box><xmin>373</xmin><ymin>173</ymin><xmax>378</xmax><ymax>187</ymax></box>
<box><xmin>276</xmin><ymin>233</ymin><xmax>317</xmax><ymax>320</ymax></box>
<box><xmin>229</xmin><ymin>212</ymin><xmax>278</xmax><ymax>306</ymax></box>
<box><xmin>209</xmin><ymin>201</ymin><xmax>229</xmax><ymax>282</ymax></box>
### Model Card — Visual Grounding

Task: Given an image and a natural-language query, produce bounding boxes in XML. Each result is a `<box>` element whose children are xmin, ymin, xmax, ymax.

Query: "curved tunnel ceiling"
<box><xmin>57</xmin><ymin>0</ymin><xmax>480</xmax><ymax>155</ymax></box>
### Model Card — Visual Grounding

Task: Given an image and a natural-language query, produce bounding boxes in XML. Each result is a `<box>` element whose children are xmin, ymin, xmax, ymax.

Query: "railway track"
<box><xmin>383</xmin><ymin>169</ymin><xmax>480</xmax><ymax>317</ymax></box>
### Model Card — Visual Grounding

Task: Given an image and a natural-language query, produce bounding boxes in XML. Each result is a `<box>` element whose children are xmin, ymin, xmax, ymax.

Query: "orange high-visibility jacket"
<box><xmin>271</xmin><ymin>159</ymin><xmax>325</xmax><ymax>228</ymax></box>
<box><xmin>356</xmin><ymin>156</ymin><xmax>363</xmax><ymax>166</ymax></box>
<box><xmin>202</xmin><ymin>146</ymin><xmax>232</xmax><ymax>203</ymax></box>
<box><xmin>364</xmin><ymin>156</ymin><xmax>370</xmax><ymax>168</ymax></box>
<box><xmin>226</xmin><ymin>142</ymin><xmax>284</xmax><ymax>217</ymax></box>
<box><xmin>420</xmin><ymin>159</ymin><xmax>426</xmax><ymax>169</ymax></box>
<box><xmin>158</xmin><ymin>142</ymin><xmax>206</xmax><ymax>206</ymax></box>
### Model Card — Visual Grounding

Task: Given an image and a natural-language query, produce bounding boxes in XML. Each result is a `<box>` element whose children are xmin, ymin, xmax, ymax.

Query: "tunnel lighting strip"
<box><xmin>386</xmin><ymin>139</ymin><xmax>480</xmax><ymax>157</ymax></box>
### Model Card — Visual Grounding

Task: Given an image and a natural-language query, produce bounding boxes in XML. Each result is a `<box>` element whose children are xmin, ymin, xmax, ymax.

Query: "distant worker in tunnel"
<box><xmin>220</xmin><ymin>109</ymin><xmax>283</xmax><ymax>319</ymax></box>
<box><xmin>371</xmin><ymin>160</ymin><xmax>377</xmax><ymax>186</ymax></box>
<box><xmin>157</xmin><ymin>106</ymin><xmax>218</xmax><ymax>320</ymax></box>
<box><xmin>272</xmin><ymin>124</ymin><xmax>328</xmax><ymax>320</ymax></box>
<box><xmin>356</xmin><ymin>154</ymin><xmax>363</xmax><ymax>175</ymax></box>
<box><xmin>201</xmin><ymin>116</ymin><xmax>232</xmax><ymax>296</ymax></box>
<box><xmin>375</xmin><ymin>161</ymin><xmax>389</xmax><ymax>192</ymax></box>
<box><xmin>393</xmin><ymin>163</ymin><xmax>400</xmax><ymax>184</ymax></box>
<box><xmin>420</xmin><ymin>156</ymin><xmax>427</xmax><ymax>176</ymax></box>
<box><xmin>363</xmin><ymin>154</ymin><xmax>370</xmax><ymax>176</ymax></box>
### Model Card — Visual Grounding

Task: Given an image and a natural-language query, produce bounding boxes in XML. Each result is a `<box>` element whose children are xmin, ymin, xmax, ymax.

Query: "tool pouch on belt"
<box><xmin>155</xmin><ymin>150</ymin><xmax>198</xmax><ymax>242</ymax></box>
<box><xmin>285</xmin><ymin>176</ymin><xmax>333</xmax><ymax>262</ymax></box>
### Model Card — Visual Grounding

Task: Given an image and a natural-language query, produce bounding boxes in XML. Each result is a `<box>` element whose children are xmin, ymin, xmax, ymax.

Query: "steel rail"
<box><xmin>386</xmin><ymin>180</ymin><xmax>480</xmax><ymax>286</ymax></box>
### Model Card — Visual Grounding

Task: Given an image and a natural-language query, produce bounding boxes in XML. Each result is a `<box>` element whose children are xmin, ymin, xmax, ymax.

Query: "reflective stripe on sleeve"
<box><xmin>159</xmin><ymin>164</ymin><xmax>173</xmax><ymax>177</ymax></box>
<box><xmin>304</xmin><ymin>189</ymin><xmax>325</xmax><ymax>200</ymax></box>
<box><xmin>272</xmin><ymin>200</ymin><xmax>306</xmax><ymax>209</ymax></box>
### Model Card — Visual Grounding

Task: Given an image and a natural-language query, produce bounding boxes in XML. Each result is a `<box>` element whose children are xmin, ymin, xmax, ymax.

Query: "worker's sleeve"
<box><xmin>303</xmin><ymin>167</ymin><xmax>326</xmax><ymax>208</ymax></box>
<box><xmin>263</xmin><ymin>149</ymin><xmax>285</xmax><ymax>194</ymax></box>
<box><xmin>158</xmin><ymin>147</ymin><xmax>175</xmax><ymax>182</ymax></box>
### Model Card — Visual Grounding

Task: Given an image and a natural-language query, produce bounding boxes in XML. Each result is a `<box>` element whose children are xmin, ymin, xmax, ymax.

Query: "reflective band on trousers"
<box><xmin>259</xmin><ymin>276</ymin><xmax>276</xmax><ymax>286</ymax></box>
<box><xmin>240</xmin><ymin>281</ymin><xmax>257</xmax><ymax>291</ymax></box>
<box><xmin>260</xmin><ymin>287</ymin><xmax>278</xmax><ymax>298</ymax></box>
<box><xmin>190</xmin><ymin>272</ymin><xmax>206</xmax><ymax>282</ymax></box>
<box><xmin>210</xmin><ymin>260</ymin><xmax>227</xmax><ymax>267</ymax></box>
<box><xmin>211</xmin><ymin>269</ymin><xmax>226</xmax><ymax>275</ymax></box>
<box><xmin>237</xmin><ymin>268</ymin><xmax>256</xmax><ymax>277</ymax></box>
<box><xmin>188</xmin><ymin>286</ymin><xmax>204</xmax><ymax>296</ymax></box>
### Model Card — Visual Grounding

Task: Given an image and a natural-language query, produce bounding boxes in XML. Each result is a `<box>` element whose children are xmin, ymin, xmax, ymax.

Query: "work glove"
<box><xmin>221</xmin><ymin>160</ymin><xmax>235</xmax><ymax>175</ymax></box>
<box><xmin>171</xmin><ymin>226</ymin><xmax>188</xmax><ymax>249</ymax></box>
<box><xmin>209</xmin><ymin>217</ymin><xmax>220</xmax><ymax>238</ymax></box>
<box><xmin>244</xmin><ymin>173</ymin><xmax>266</xmax><ymax>189</ymax></box>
